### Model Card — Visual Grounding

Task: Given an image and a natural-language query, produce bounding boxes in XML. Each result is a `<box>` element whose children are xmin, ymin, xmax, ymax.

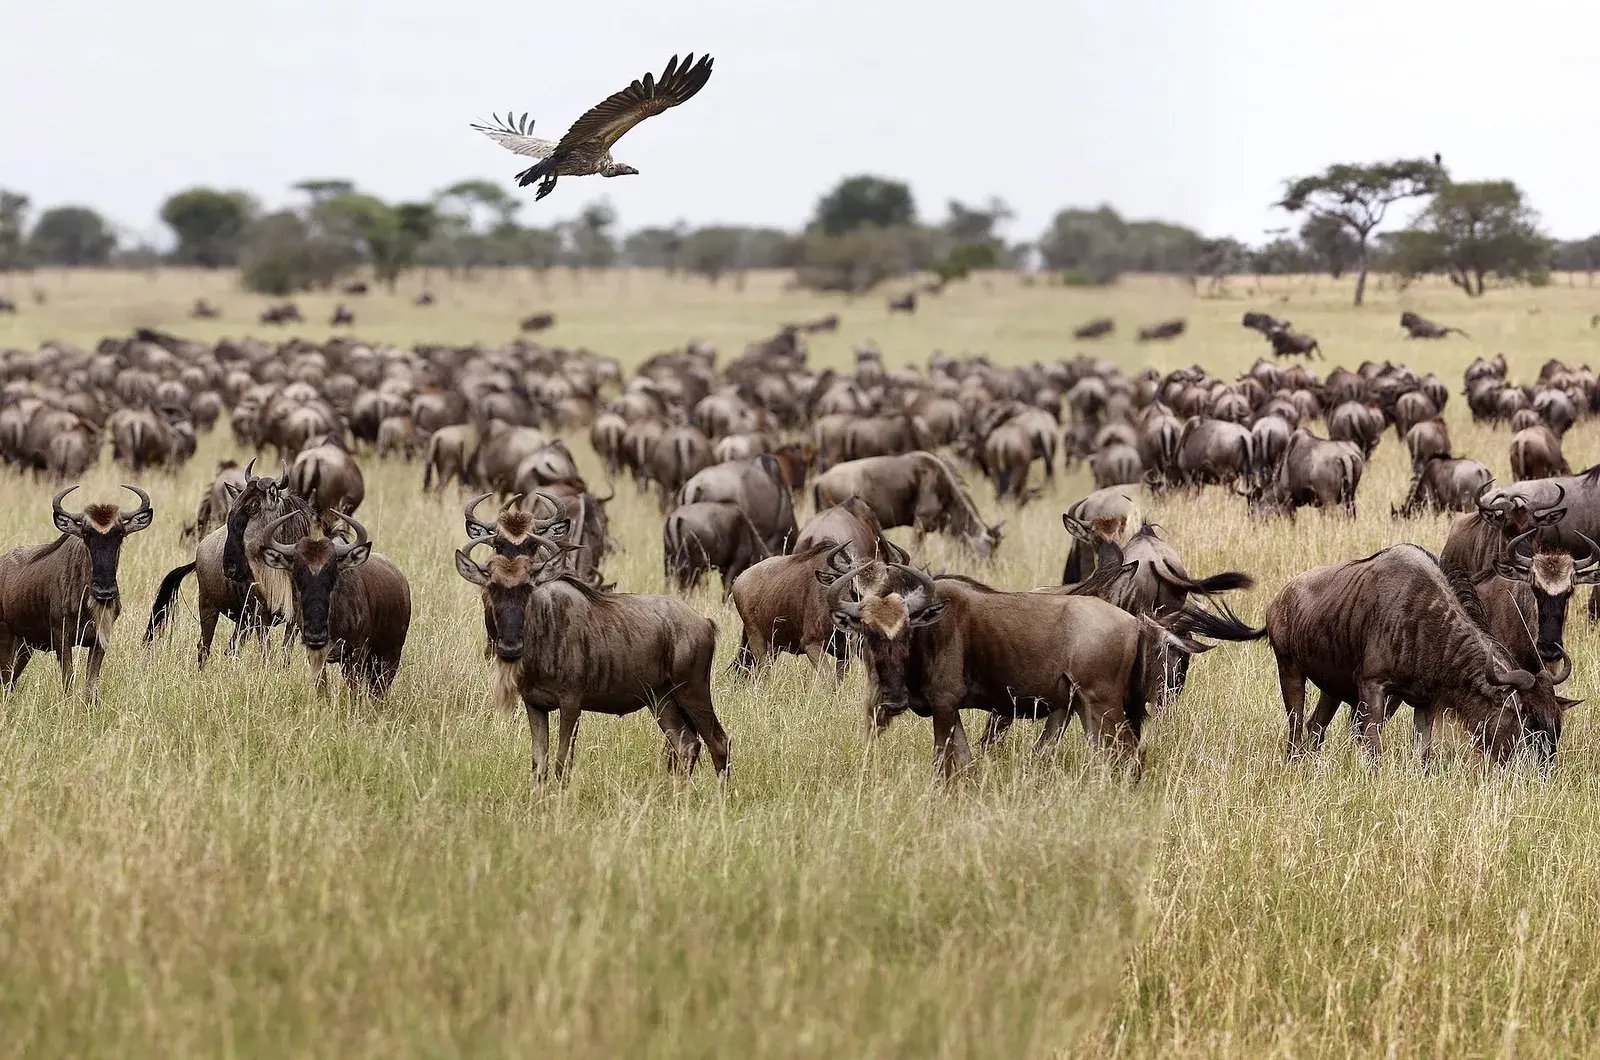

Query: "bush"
<box><xmin>793</xmin><ymin>225</ymin><xmax>934</xmax><ymax>294</ymax></box>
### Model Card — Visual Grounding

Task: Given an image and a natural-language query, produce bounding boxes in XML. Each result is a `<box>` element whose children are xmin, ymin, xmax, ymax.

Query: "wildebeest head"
<box><xmin>463</xmin><ymin>492</ymin><xmax>570</xmax><ymax>559</ymax></box>
<box><xmin>821</xmin><ymin>560</ymin><xmax>945</xmax><ymax>721</ymax></box>
<box><xmin>1459</xmin><ymin>663</ymin><xmax>1578</xmax><ymax>769</ymax></box>
<box><xmin>222</xmin><ymin>458</ymin><xmax>291</xmax><ymax>584</ymax></box>
<box><xmin>453</xmin><ymin>535</ymin><xmax>568</xmax><ymax>661</ymax></box>
<box><xmin>1495</xmin><ymin>528</ymin><xmax>1600</xmax><ymax>665</ymax></box>
<box><xmin>260</xmin><ymin>511</ymin><xmax>372</xmax><ymax>651</ymax></box>
<box><xmin>1477</xmin><ymin>483</ymin><xmax>1566</xmax><ymax>539</ymax></box>
<box><xmin>52</xmin><ymin>484</ymin><xmax>154</xmax><ymax>603</ymax></box>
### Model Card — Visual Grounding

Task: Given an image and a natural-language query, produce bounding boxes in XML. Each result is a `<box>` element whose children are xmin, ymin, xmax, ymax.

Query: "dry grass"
<box><xmin>4</xmin><ymin>267</ymin><xmax>1600</xmax><ymax>1057</ymax></box>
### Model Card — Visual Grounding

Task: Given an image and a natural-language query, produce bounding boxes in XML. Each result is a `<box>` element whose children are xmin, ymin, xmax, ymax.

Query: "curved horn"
<box><xmin>892</xmin><ymin>562</ymin><xmax>939</xmax><ymax>613</ymax></box>
<box><xmin>1572</xmin><ymin>532</ymin><xmax>1600</xmax><ymax>574</ymax></box>
<box><xmin>52</xmin><ymin>484</ymin><xmax>82</xmax><ymax>521</ymax></box>
<box><xmin>1478</xmin><ymin>491</ymin><xmax>1514</xmax><ymax>515</ymax></box>
<box><xmin>327</xmin><ymin>510</ymin><xmax>368</xmax><ymax>549</ymax></box>
<box><xmin>244</xmin><ymin>456</ymin><xmax>257</xmax><ymax>479</ymax></box>
<box><xmin>1548</xmin><ymin>645</ymin><xmax>1574</xmax><ymax>685</ymax></box>
<box><xmin>529</xmin><ymin>490</ymin><xmax>565</xmax><ymax>520</ymax></box>
<box><xmin>120</xmin><ymin>483</ymin><xmax>153</xmax><ymax>519</ymax></box>
<box><xmin>1508</xmin><ymin>527</ymin><xmax>1539</xmax><ymax>573</ymax></box>
<box><xmin>261</xmin><ymin>512</ymin><xmax>301</xmax><ymax>554</ymax></box>
<box><xmin>822</xmin><ymin>540</ymin><xmax>852</xmax><ymax>573</ymax></box>
<box><xmin>825</xmin><ymin>561</ymin><xmax>870</xmax><ymax>612</ymax></box>
<box><xmin>464</xmin><ymin>493</ymin><xmax>497</xmax><ymax>533</ymax></box>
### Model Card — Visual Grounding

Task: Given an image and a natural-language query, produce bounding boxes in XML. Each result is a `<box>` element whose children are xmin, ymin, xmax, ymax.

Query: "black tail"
<box><xmin>1153</xmin><ymin>566</ymin><xmax>1254</xmax><ymax>595</ymax></box>
<box><xmin>1121</xmin><ymin>645</ymin><xmax>1147</xmax><ymax>741</ymax></box>
<box><xmin>145</xmin><ymin>561</ymin><xmax>196</xmax><ymax>644</ymax></box>
<box><xmin>515</xmin><ymin>158</ymin><xmax>553</xmax><ymax>187</ymax></box>
<box><xmin>1167</xmin><ymin>601</ymin><xmax>1267</xmax><ymax>644</ymax></box>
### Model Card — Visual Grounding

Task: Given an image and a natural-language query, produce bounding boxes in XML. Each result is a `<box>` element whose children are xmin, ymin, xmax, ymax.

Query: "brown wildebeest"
<box><xmin>1392</xmin><ymin>391</ymin><xmax>1438</xmax><ymax>441</ymax></box>
<box><xmin>520</xmin><ymin>313</ymin><xmax>556</xmax><ymax>332</ymax></box>
<box><xmin>1242</xmin><ymin>429</ymin><xmax>1364</xmax><ymax>519</ymax></box>
<box><xmin>730</xmin><ymin>542</ymin><xmax>858</xmax><ymax>677</ymax></box>
<box><xmin>183</xmin><ymin>460</ymin><xmax>249</xmax><ymax>543</ymax></box>
<box><xmin>648</xmin><ymin>426</ymin><xmax>714</xmax><ymax>511</ymax></box>
<box><xmin>794</xmin><ymin>497</ymin><xmax>905</xmax><ymax>565</ymax></box>
<box><xmin>291</xmin><ymin>434</ymin><xmax>366</xmax><ymax>515</ymax></box>
<box><xmin>1174</xmin><ymin>418</ymin><xmax>1253</xmax><ymax>487</ymax></box>
<box><xmin>1404</xmin><ymin>419</ymin><xmax>1451</xmax><ymax>473</ymax></box>
<box><xmin>1074</xmin><ymin>318</ymin><xmax>1113</xmax><ymax>340</ymax></box>
<box><xmin>260</xmin><ymin>512</ymin><xmax>411</xmax><ymax>694</ymax></box>
<box><xmin>589</xmin><ymin>411</ymin><xmax>629</xmax><ymax>476</ymax></box>
<box><xmin>1138</xmin><ymin>319</ymin><xmax>1186</xmax><ymax>342</ymax></box>
<box><xmin>191</xmin><ymin>299</ymin><xmax>220</xmax><ymax>319</ymax></box>
<box><xmin>1241</xmin><ymin>311</ymin><xmax>1290</xmax><ymax>336</ymax></box>
<box><xmin>663</xmin><ymin>501</ymin><xmax>770</xmax><ymax>595</ymax></box>
<box><xmin>1089</xmin><ymin>443</ymin><xmax>1142</xmax><ymax>490</ymax></box>
<box><xmin>375</xmin><ymin>415</ymin><xmax>422</xmax><ymax>460</ymax></box>
<box><xmin>1400</xmin><ymin>311</ymin><xmax>1467</xmax><ymax>339</ymax></box>
<box><xmin>812</xmin><ymin>452</ymin><xmax>1003</xmax><ymax>558</ymax></box>
<box><xmin>422</xmin><ymin>424</ymin><xmax>475</xmax><ymax>492</ymax></box>
<box><xmin>1250</xmin><ymin>415</ymin><xmax>1292</xmax><ymax>481</ymax></box>
<box><xmin>1268</xmin><ymin>544</ymin><xmax>1574</xmax><ymax>766</ymax></box>
<box><xmin>1060</xmin><ymin>487</ymin><xmax>1135</xmax><ymax>583</ymax></box>
<box><xmin>1392</xmin><ymin>455</ymin><xmax>1493</xmax><ymax>518</ymax></box>
<box><xmin>888</xmin><ymin>292</ymin><xmax>916</xmax><ymax>314</ymax></box>
<box><xmin>824</xmin><ymin>562</ymin><xmax>1257</xmax><ymax>778</ymax></box>
<box><xmin>0</xmin><ymin>485</ymin><xmax>154</xmax><ymax>697</ymax></box>
<box><xmin>1327</xmin><ymin>401</ymin><xmax>1384</xmax><ymax>458</ymax></box>
<box><xmin>1268</xmin><ymin>329</ymin><xmax>1322</xmax><ymax>359</ymax></box>
<box><xmin>680</xmin><ymin>455</ymin><xmax>797</xmax><ymax>554</ymax></box>
<box><xmin>1510</xmin><ymin>425</ymin><xmax>1569</xmax><ymax>482</ymax></box>
<box><xmin>1474</xmin><ymin>528</ymin><xmax>1600</xmax><ymax>678</ymax></box>
<box><xmin>454</xmin><ymin>542</ymin><xmax>728</xmax><ymax>783</ymax></box>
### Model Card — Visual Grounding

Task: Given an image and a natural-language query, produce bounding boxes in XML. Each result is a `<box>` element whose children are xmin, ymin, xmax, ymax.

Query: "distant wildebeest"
<box><xmin>0</xmin><ymin>485</ymin><xmax>153</xmax><ymax>698</ymax></box>
<box><xmin>888</xmin><ymin>292</ymin><xmax>916</xmax><ymax>314</ymax></box>
<box><xmin>415</xmin><ymin>292</ymin><xmax>436</xmax><ymax>306</ymax></box>
<box><xmin>1174</xmin><ymin>418</ymin><xmax>1253</xmax><ymax>487</ymax></box>
<box><xmin>1327</xmin><ymin>401</ymin><xmax>1385</xmax><ymax>458</ymax></box>
<box><xmin>679</xmin><ymin>455</ymin><xmax>797</xmax><ymax>554</ymax></box>
<box><xmin>1241</xmin><ymin>311</ymin><xmax>1290</xmax><ymax>336</ymax></box>
<box><xmin>454</xmin><ymin>541</ymin><xmax>729</xmax><ymax>783</ymax></box>
<box><xmin>1137</xmin><ymin>318</ymin><xmax>1186</xmax><ymax>342</ymax></box>
<box><xmin>1404</xmin><ymin>419</ymin><xmax>1451</xmax><ymax>473</ymax></box>
<box><xmin>259</xmin><ymin>302</ymin><xmax>302</xmax><ymax>325</ymax></box>
<box><xmin>0</xmin><ymin>297</ymin><xmax>17</xmax><ymax>314</ymax></box>
<box><xmin>331</xmin><ymin>304</ymin><xmax>355</xmax><ymax>326</ymax></box>
<box><xmin>291</xmin><ymin>434</ymin><xmax>365</xmax><ymax>515</ymax></box>
<box><xmin>662</xmin><ymin>501</ymin><xmax>770</xmax><ymax>595</ymax></box>
<box><xmin>422</xmin><ymin>424</ymin><xmax>475</xmax><ymax>492</ymax></box>
<box><xmin>1399</xmin><ymin>311</ymin><xmax>1466</xmax><ymax>339</ymax></box>
<box><xmin>1089</xmin><ymin>443</ymin><xmax>1143</xmax><ymax>490</ymax></box>
<box><xmin>1268</xmin><ymin>329</ymin><xmax>1322</xmax><ymax>359</ymax></box>
<box><xmin>520</xmin><ymin>313</ymin><xmax>556</xmax><ymax>332</ymax></box>
<box><xmin>183</xmin><ymin>460</ymin><xmax>249</xmax><ymax>543</ymax></box>
<box><xmin>1510</xmin><ymin>424</ymin><xmax>1569</xmax><ymax>482</ymax></box>
<box><xmin>191</xmin><ymin>299</ymin><xmax>221</xmax><ymax>319</ymax></box>
<box><xmin>812</xmin><ymin>451</ymin><xmax>1003</xmax><ymax>558</ymax></box>
<box><xmin>648</xmin><ymin>426</ymin><xmax>714</xmax><ymax>512</ymax></box>
<box><xmin>260</xmin><ymin>512</ymin><xmax>410</xmax><ymax>695</ymax></box>
<box><xmin>1060</xmin><ymin>487</ymin><xmax>1136</xmax><ymax>584</ymax></box>
<box><xmin>1392</xmin><ymin>455</ymin><xmax>1493</xmax><ymax>518</ymax></box>
<box><xmin>1074</xmin><ymin>317</ymin><xmax>1114</xmax><ymax>340</ymax></box>
<box><xmin>342</xmin><ymin>281</ymin><xmax>369</xmax><ymax>296</ymax></box>
<box><xmin>1268</xmin><ymin>544</ymin><xmax>1573</xmax><ymax>766</ymax></box>
<box><xmin>1243</xmin><ymin>429</ymin><xmax>1364</xmax><ymax>519</ymax></box>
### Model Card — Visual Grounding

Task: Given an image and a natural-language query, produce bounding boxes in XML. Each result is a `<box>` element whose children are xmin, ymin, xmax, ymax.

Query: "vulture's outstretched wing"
<box><xmin>552</xmin><ymin>52</ymin><xmax>713</xmax><ymax>156</ymax></box>
<box><xmin>470</xmin><ymin>112</ymin><xmax>558</xmax><ymax>159</ymax></box>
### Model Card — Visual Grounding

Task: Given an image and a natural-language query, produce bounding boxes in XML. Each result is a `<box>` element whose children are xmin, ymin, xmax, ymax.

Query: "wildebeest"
<box><xmin>183</xmin><ymin>460</ymin><xmax>249</xmax><ymax>543</ymax></box>
<box><xmin>0</xmin><ymin>485</ymin><xmax>154</xmax><ymax>697</ymax></box>
<box><xmin>1474</xmin><ymin>528</ymin><xmax>1600</xmax><ymax>677</ymax></box>
<box><xmin>1404</xmin><ymin>419</ymin><xmax>1451</xmax><ymax>473</ymax></box>
<box><xmin>729</xmin><ymin>541</ymin><xmax>858</xmax><ymax>677</ymax></box>
<box><xmin>331</xmin><ymin>304</ymin><xmax>355</xmax><ymax>326</ymax></box>
<box><xmin>663</xmin><ymin>501</ymin><xmax>770</xmax><ymax>595</ymax></box>
<box><xmin>1270</xmin><ymin>545</ymin><xmax>1575</xmax><ymax>766</ymax></box>
<box><xmin>648</xmin><ymin>426</ymin><xmax>714</xmax><ymax>511</ymax></box>
<box><xmin>679</xmin><ymin>455</ymin><xmax>797</xmax><ymax>554</ymax></box>
<box><xmin>888</xmin><ymin>292</ymin><xmax>916</xmax><ymax>314</ymax></box>
<box><xmin>794</xmin><ymin>496</ymin><xmax>904</xmax><ymax>565</ymax></box>
<box><xmin>1243</xmin><ymin>429</ymin><xmax>1364</xmax><ymax>519</ymax></box>
<box><xmin>1510</xmin><ymin>424</ymin><xmax>1569</xmax><ymax>482</ymax></box>
<box><xmin>1089</xmin><ymin>443</ymin><xmax>1142</xmax><ymax>490</ymax></box>
<box><xmin>1268</xmin><ymin>329</ymin><xmax>1322</xmax><ymax>359</ymax></box>
<box><xmin>454</xmin><ymin>542</ymin><xmax>729</xmax><ymax>782</ymax></box>
<box><xmin>1392</xmin><ymin>455</ymin><xmax>1493</xmax><ymax>518</ymax></box>
<box><xmin>812</xmin><ymin>452</ymin><xmax>1003</xmax><ymax>558</ymax></box>
<box><xmin>1138</xmin><ymin>319</ymin><xmax>1186</xmax><ymax>342</ymax></box>
<box><xmin>422</xmin><ymin>424</ymin><xmax>475</xmax><ymax>492</ymax></box>
<box><xmin>1060</xmin><ymin>487</ymin><xmax>1135</xmax><ymax>583</ymax></box>
<box><xmin>1327</xmin><ymin>401</ymin><xmax>1384</xmax><ymax>458</ymax></box>
<box><xmin>1400</xmin><ymin>311</ymin><xmax>1466</xmax><ymax>339</ymax></box>
<box><xmin>260</xmin><ymin>512</ymin><xmax>410</xmax><ymax>694</ymax></box>
<box><xmin>290</xmin><ymin>434</ymin><xmax>365</xmax><ymax>515</ymax></box>
<box><xmin>1174</xmin><ymin>418</ymin><xmax>1253</xmax><ymax>487</ymax></box>
<box><xmin>1241</xmin><ymin>311</ymin><xmax>1290</xmax><ymax>336</ymax></box>
<box><xmin>1074</xmin><ymin>318</ymin><xmax>1114</xmax><ymax>340</ymax></box>
<box><xmin>520</xmin><ymin>313</ymin><xmax>556</xmax><ymax>332</ymax></box>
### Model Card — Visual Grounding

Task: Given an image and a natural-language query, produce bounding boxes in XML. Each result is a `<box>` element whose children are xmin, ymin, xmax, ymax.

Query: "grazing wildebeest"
<box><xmin>1392</xmin><ymin>455</ymin><xmax>1493</xmax><ymax>518</ymax></box>
<box><xmin>331</xmin><ymin>304</ymin><xmax>355</xmax><ymax>326</ymax></box>
<box><xmin>0</xmin><ymin>485</ymin><xmax>153</xmax><ymax>697</ymax></box>
<box><xmin>679</xmin><ymin>455</ymin><xmax>797</xmax><ymax>555</ymax></box>
<box><xmin>1243</xmin><ymin>429</ymin><xmax>1364</xmax><ymax>519</ymax></box>
<box><xmin>454</xmin><ymin>542</ymin><xmax>729</xmax><ymax>782</ymax></box>
<box><xmin>1268</xmin><ymin>544</ymin><xmax>1574</xmax><ymax>766</ymax></box>
<box><xmin>1510</xmin><ymin>424</ymin><xmax>1569</xmax><ymax>482</ymax></box>
<box><xmin>1400</xmin><ymin>311</ymin><xmax>1466</xmax><ymax>339</ymax></box>
<box><xmin>520</xmin><ymin>313</ymin><xmax>556</xmax><ymax>332</ymax></box>
<box><xmin>1174</xmin><ymin>418</ymin><xmax>1253</xmax><ymax>487</ymax></box>
<box><xmin>812</xmin><ymin>452</ymin><xmax>1003</xmax><ymax>558</ymax></box>
<box><xmin>1074</xmin><ymin>317</ymin><xmax>1114</xmax><ymax>340</ymax></box>
<box><xmin>662</xmin><ymin>501</ymin><xmax>770</xmax><ymax>595</ymax></box>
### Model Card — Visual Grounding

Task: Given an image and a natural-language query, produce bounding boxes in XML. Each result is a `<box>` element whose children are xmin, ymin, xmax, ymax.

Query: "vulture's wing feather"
<box><xmin>553</xmin><ymin>52</ymin><xmax>713</xmax><ymax>155</ymax></box>
<box><xmin>470</xmin><ymin>111</ymin><xmax>558</xmax><ymax>159</ymax></box>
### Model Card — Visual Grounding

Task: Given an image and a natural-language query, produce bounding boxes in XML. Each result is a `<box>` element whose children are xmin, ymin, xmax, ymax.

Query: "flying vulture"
<box><xmin>472</xmin><ymin>53</ymin><xmax>714</xmax><ymax>202</ymax></box>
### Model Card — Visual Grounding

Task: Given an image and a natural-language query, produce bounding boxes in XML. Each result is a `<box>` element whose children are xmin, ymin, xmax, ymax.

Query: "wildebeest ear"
<box><xmin>543</xmin><ymin>518</ymin><xmax>571</xmax><ymax>539</ymax></box>
<box><xmin>911</xmin><ymin>601</ymin><xmax>947</xmax><ymax>627</ymax></box>
<box><xmin>1493</xmin><ymin>560</ymin><xmax>1521</xmax><ymax>581</ymax></box>
<box><xmin>221</xmin><ymin>481</ymin><xmax>243</xmax><ymax>505</ymax></box>
<box><xmin>454</xmin><ymin>550</ymin><xmax>490</xmax><ymax>586</ymax></box>
<box><xmin>339</xmin><ymin>542</ymin><xmax>372</xmax><ymax>571</ymax></box>
<box><xmin>53</xmin><ymin>511</ymin><xmax>82</xmax><ymax>537</ymax></box>
<box><xmin>1537</xmin><ymin>507</ymin><xmax>1569</xmax><ymax>526</ymax></box>
<box><xmin>261</xmin><ymin>547</ymin><xmax>294</xmax><ymax>571</ymax></box>
<box><xmin>1559</xmin><ymin>696</ymin><xmax>1584</xmax><ymax>712</ymax></box>
<box><xmin>121</xmin><ymin>507</ymin><xmax>154</xmax><ymax>534</ymax></box>
<box><xmin>814</xmin><ymin>568</ymin><xmax>840</xmax><ymax>587</ymax></box>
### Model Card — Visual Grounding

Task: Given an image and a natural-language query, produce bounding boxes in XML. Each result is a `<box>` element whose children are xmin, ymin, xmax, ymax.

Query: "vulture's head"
<box><xmin>602</xmin><ymin>163</ymin><xmax>640</xmax><ymax>177</ymax></box>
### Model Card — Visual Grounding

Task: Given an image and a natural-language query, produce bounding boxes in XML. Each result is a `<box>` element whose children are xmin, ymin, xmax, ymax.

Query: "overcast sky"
<box><xmin>4</xmin><ymin>0</ymin><xmax>1598</xmax><ymax>246</ymax></box>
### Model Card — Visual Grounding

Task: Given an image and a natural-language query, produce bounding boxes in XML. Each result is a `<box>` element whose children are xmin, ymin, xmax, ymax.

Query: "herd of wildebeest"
<box><xmin>0</xmin><ymin>305</ymin><xmax>1595</xmax><ymax>781</ymax></box>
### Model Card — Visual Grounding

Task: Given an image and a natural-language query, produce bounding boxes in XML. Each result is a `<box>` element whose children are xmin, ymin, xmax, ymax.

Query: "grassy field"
<box><xmin>5</xmin><ymin>268</ymin><xmax>1600</xmax><ymax>1057</ymax></box>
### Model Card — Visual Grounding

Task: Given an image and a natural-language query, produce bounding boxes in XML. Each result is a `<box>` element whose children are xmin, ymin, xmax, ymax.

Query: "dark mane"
<box><xmin>1581</xmin><ymin>463</ymin><xmax>1600</xmax><ymax>483</ymax></box>
<box><xmin>934</xmin><ymin>573</ymin><xmax>1001</xmax><ymax>593</ymax></box>
<box><xmin>1133</xmin><ymin>521</ymin><xmax>1163</xmax><ymax>540</ymax></box>
<box><xmin>1435</xmin><ymin>555</ymin><xmax>1492</xmax><ymax>632</ymax></box>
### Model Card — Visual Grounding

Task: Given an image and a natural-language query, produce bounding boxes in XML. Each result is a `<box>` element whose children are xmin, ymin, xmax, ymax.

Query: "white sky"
<box><xmin>4</xmin><ymin>0</ymin><xmax>1598</xmax><ymax>245</ymax></box>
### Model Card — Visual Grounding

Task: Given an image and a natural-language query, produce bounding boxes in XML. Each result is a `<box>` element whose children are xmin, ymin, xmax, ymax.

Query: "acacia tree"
<box><xmin>28</xmin><ymin>206</ymin><xmax>116</xmax><ymax>266</ymax></box>
<box><xmin>1276</xmin><ymin>158</ymin><xmax>1444</xmax><ymax>305</ymax></box>
<box><xmin>1298</xmin><ymin>214</ymin><xmax>1359</xmax><ymax>279</ymax></box>
<box><xmin>1389</xmin><ymin>180</ymin><xmax>1549</xmax><ymax>297</ymax></box>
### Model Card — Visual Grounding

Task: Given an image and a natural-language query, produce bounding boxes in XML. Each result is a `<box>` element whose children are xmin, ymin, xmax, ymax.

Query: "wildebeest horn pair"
<box><xmin>463</xmin><ymin>491</ymin><xmax>569</xmax><ymax>539</ymax></box>
<box><xmin>53</xmin><ymin>483</ymin><xmax>153</xmax><ymax>532</ymax></box>
<box><xmin>263</xmin><ymin>510</ymin><xmax>367</xmax><ymax>560</ymax></box>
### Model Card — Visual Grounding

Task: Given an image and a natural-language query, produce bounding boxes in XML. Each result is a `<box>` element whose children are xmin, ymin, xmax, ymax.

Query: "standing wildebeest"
<box><xmin>1174</xmin><ymin>418</ymin><xmax>1253</xmax><ymax>487</ymax></box>
<box><xmin>1250</xmin><ymin>415</ymin><xmax>1292</xmax><ymax>482</ymax></box>
<box><xmin>182</xmin><ymin>460</ymin><xmax>249</xmax><ymax>543</ymax></box>
<box><xmin>794</xmin><ymin>497</ymin><xmax>904</xmax><ymax>565</ymax></box>
<box><xmin>1060</xmin><ymin>487</ymin><xmax>1135</xmax><ymax>583</ymax></box>
<box><xmin>1392</xmin><ymin>455</ymin><xmax>1493</xmax><ymax>518</ymax></box>
<box><xmin>0</xmin><ymin>485</ymin><xmax>153</xmax><ymax>697</ymax></box>
<box><xmin>648</xmin><ymin>425</ymin><xmax>714</xmax><ymax>511</ymax></box>
<box><xmin>1074</xmin><ymin>318</ymin><xmax>1114</xmax><ymax>340</ymax></box>
<box><xmin>1269</xmin><ymin>545</ymin><xmax>1573</xmax><ymax>766</ymax></box>
<box><xmin>888</xmin><ymin>292</ymin><xmax>916</xmax><ymax>313</ymax></box>
<box><xmin>291</xmin><ymin>435</ymin><xmax>365</xmax><ymax>515</ymax></box>
<box><xmin>1400</xmin><ymin>311</ymin><xmax>1467</xmax><ymax>339</ymax></box>
<box><xmin>812</xmin><ymin>452</ymin><xmax>1003</xmax><ymax>558</ymax></box>
<box><xmin>1404</xmin><ymin>419</ymin><xmax>1451</xmax><ymax>473</ymax></box>
<box><xmin>1475</xmin><ymin>528</ymin><xmax>1600</xmax><ymax>677</ymax></box>
<box><xmin>680</xmin><ymin>455</ymin><xmax>797</xmax><ymax>554</ymax></box>
<box><xmin>422</xmin><ymin>424</ymin><xmax>475</xmax><ymax>492</ymax></box>
<box><xmin>1089</xmin><ymin>443</ymin><xmax>1142</xmax><ymax>490</ymax></box>
<box><xmin>1392</xmin><ymin>391</ymin><xmax>1438</xmax><ymax>441</ymax></box>
<box><xmin>1243</xmin><ymin>429</ymin><xmax>1364</xmax><ymax>519</ymax></box>
<box><xmin>662</xmin><ymin>501</ymin><xmax>770</xmax><ymax>595</ymax></box>
<box><xmin>1510</xmin><ymin>424</ymin><xmax>1569</xmax><ymax>482</ymax></box>
<box><xmin>1327</xmin><ymin>401</ymin><xmax>1385</xmax><ymax>458</ymax></box>
<box><xmin>730</xmin><ymin>542</ymin><xmax>857</xmax><ymax>677</ymax></box>
<box><xmin>260</xmin><ymin>512</ymin><xmax>410</xmax><ymax>695</ymax></box>
<box><xmin>454</xmin><ymin>542</ymin><xmax>729</xmax><ymax>782</ymax></box>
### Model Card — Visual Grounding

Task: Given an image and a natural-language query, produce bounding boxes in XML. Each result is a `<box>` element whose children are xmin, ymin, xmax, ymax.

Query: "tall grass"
<box><xmin>2</xmin><ymin>268</ymin><xmax>1600</xmax><ymax>1056</ymax></box>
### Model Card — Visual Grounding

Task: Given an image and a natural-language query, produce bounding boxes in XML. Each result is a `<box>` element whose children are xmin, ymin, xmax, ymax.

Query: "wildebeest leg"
<box><xmin>1304</xmin><ymin>690</ymin><xmax>1341</xmax><ymax>752</ymax></box>
<box><xmin>553</xmin><ymin>700</ymin><xmax>583</xmax><ymax>779</ymax></box>
<box><xmin>1413</xmin><ymin>706</ymin><xmax>1438</xmax><ymax>766</ymax></box>
<box><xmin>526</xmin><ymin>704</ymin><xmax>551</xmax><ymax>783</ymax></box>
<box><xmin>53</xmin><ymin>631</ymin><xmax>74</xmax><ymax>694</ymax></box>
<box><xmin>0</xmin><ymin>637</ymin><xmax>30</xmax><ymax>691</ymax></box>
<box><xmin>979</xmin><ymin>713</ymin><xmax>1012</xmax><ymax>751</ymax></box>
<box><xmin>1034</xmin><ymin>695</ymin><xmax>1075</xmax><ymax>755</ymax></box>
<box><xmin>654</xmin><ymin>700</ymin><xmax>702</xmax><ymax>776</ymax></box>
<box><xmin>931</xmin><ymin>701</ymin><xmax>974</xmax><ymax>777</ymax></box>
<box><xmin>198</xmin><ymin>602</ymin><xmax>220</xmax><ymax>670</ymax></box>
<box><xmin>1277</xmin><ymin>654</ymin><xmax>1308</xmax><ymax>757</ymax></box>
<box><xmin>1589</xmin><ymin>585</ymin><xmax>1600</xmax><ymax>624</ymax></box>
<box><xmin>1355</xmin><ymin>679</ymin><xmax>1387</xmax><ymax>763</ymax></box>
<box><xmin>85</xmin><ymin>644</ymin><xmax>107</xmax><ymax>702</ymax></box>
<box><xmin>803</xmin><ymin>641</ymin><xmax>839</xmax><ymax>683</ymax></box>
<box><xmin>675</xmin><ymin>684</ymin><xmax>730</xmax><ymax>778</ymax></box>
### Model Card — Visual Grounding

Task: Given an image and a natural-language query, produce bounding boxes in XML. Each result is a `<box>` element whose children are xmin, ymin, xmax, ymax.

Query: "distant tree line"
<box><xmin>0</xmin><ymin>160</ymin><xmax>1588</xmax><ymax>299</ymax></box>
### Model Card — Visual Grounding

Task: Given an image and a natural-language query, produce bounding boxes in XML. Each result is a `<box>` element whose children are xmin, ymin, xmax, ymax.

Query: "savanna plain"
<box><xmin>6</xmin><ymin>268</ymin><xmax>1600</xmax><ymax>1058</ymax></box>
